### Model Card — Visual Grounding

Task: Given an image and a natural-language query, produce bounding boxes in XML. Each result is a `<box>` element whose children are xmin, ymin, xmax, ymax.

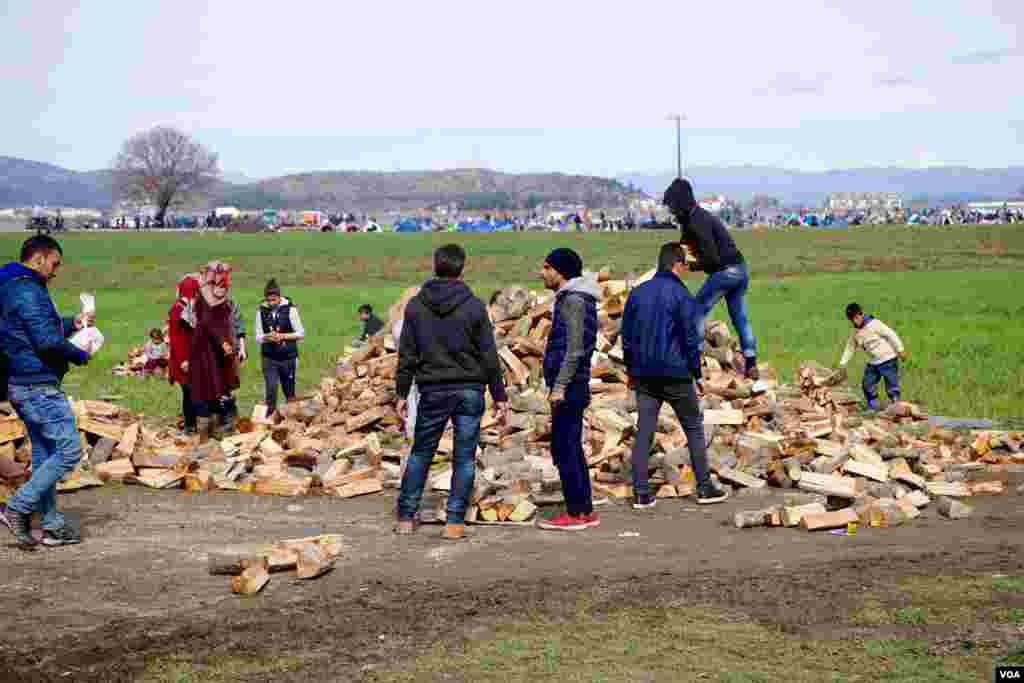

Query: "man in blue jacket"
<box><xmin>621</xmin><ymin>242</ymin><xmax>728</xmax><ymax>509</ymax></box>
<box><xmin>0</xmin><ymin>236</ymin><xmax>93</xmax><ymax>549</ymax></box>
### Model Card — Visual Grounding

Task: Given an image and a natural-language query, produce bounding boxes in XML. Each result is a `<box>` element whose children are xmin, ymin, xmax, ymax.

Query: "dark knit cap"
<box><xmin>545</xmin><ymin>248</ymin><xmax>583</xmax><ymax>281</ymax></box>
<box><xmin>264</xmin><ymin>278</ymin><xmax>281</xmax><ymax>297</ymax></box>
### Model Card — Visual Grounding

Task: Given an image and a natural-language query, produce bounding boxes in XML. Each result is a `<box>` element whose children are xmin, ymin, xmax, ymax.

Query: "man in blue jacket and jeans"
<box><xmin>0</xmin><ymin>236</ymin><xmax>93</xmax><ymax>549</ymax></box>
<box><xmin>621</xmin><ymin>242</ymin><xmax>729</xmax><ymax>509</ymax></box>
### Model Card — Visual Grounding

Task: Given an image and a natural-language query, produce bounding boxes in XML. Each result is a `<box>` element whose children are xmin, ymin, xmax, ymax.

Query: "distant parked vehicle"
<box><xmin>25</xmin><ymin>216</ymin><xmax>54</xmax><ymax>233</ymax></box>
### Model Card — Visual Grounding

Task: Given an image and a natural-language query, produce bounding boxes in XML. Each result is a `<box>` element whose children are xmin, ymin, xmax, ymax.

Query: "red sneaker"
<box><xmin>537</xmin><ymin>511</ymin><xmax>590</xmax><ymax>531</ymax></box>
<box><xmin>583</xmin><ymin>512</ymin><xmax>601</xmax><ymax>528</ymax></box>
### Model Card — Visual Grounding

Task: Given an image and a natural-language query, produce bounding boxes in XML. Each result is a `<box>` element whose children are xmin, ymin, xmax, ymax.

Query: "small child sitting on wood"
<box><xmin>143</xmin><ymin>328</ymin><xmax>169</xmax><ymax>375</ymax></box>
<box><xmin>836</xmin><ymin>303</ymin><xmax>907</xmax><ymax>411</ymax></box>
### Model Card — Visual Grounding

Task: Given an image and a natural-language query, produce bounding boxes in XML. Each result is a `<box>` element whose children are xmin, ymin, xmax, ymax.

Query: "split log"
<box><xmin>95</xmin><ymin>457</ymin><xmax>135</xmax><ymax>482</ymax></box>
<box><xmin>0</xmin><ymin>416</ymin><xmax>27</xmax><ymax>445</ymax></box>
<box><xmin>295</xmin><ymin>543</ymin><xmax>335</xmax><ymax>579</ymax></box>
<box><xmin>251</xmin><ymin>476</ymin><xmax>310</xmax><ymax>497</ymax></box>
<box><xmin>849</xmin><ymin>444</ymin><xmax>885</xmax><ymax>468</ymax></box>
<box><xmin>969</xmin><ymin>480</ymin><xmax>1005</xmax><ymax>495</ymax></box>
<box><xmin>926</xmin><ymin>481</ymin><xmax>971</xmax><ymax>497</ymax></box>
<box><xmin>904</xmin><ymin>490</ymin><xmax>931</xmax><ymax>508</ymax></box>
<box><xmin>797</xmin><ymin>472</ymin><xmax>864</xmax><ymax>499</ymax></box>
<box><xmin>814</xmin><ymin>439</ymin><xmax>845</xmax><ymax>459</ymax></box>
<box><xmin>498</xmin><ymin>347</ymin><xmax>531</xmax><ymax>386</ymax></box>
<box><xmin>89</xmin><ymin>437</ymin><xmax>118</xmax><ymax>465</ymax></box>
<box><xmin>842</xmin><ymin>460</ymin><xmax>889</xmax><ymax>482</ymax></box>
<box><xmin>231</xmin><ymin>564</ymin><xmax>270</xmax><ymax>595</ymax></box>
<box><xmin>77</xmin><ymin>417</ymin><xmax>125</xmax><ymax>442</ymax></box>
<box><xmin>734</xmin><ymin>505</ymin><xmax>782</xmax><ymax>529</ymax></box>
<box><xmin>800</xmin><ymin>508</ymin><xmax>859</xmax><ymax>531</ymax></box>
<box><xmin>782</xmin><ymin>502</ymin><xmax>827</xmax><ymax>527</ymax></box>
<box><xmin>704</xmin><ymin>409</ymin><xmax>744</xmax><ymax>426</ymax></box>
<box><xmin>115</xmin><ymin>423</ymin><xmax>140</xmax><ymax>458</ymax></box>
<box><xmin>717</xmin><ymin>467</ymin><xmax>767</xmax><ymax>489</ymax></box>
<box><xmin>346</xmin><ymin>406</ymin><xmax>390</xmax><ymax>432</ymax></box>
<box><xmin>936</xmin><ymin>496</ymin><xmax>973</xmax><ymax>519</ymax></box>
<box><xmin>331</xmin><ymin>478</ymin><xmax>383</xmax><ymax>498</ymax></box>
<box><xmin>208</xmin><ymin>548</ymin><xmax>294</xmax><ymax>575</ymax></box>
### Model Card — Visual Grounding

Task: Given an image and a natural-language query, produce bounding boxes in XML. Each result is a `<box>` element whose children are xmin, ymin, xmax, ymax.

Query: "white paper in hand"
<box><xmin>69</xmin><ymin>326</ymin><xmax>104</xmax><ymax>354</ymax></box>
<box><xmin>80</xmin><ymin>292</ymin><xmax>96</xmax><ymax>316</ymax></box>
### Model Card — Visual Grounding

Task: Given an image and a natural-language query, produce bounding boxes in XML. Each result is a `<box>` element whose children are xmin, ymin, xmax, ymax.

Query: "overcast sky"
<box><xmin>2</xmin><ymin>0</ymin><xmax>1021</xmax><ymax>177</ymax></box>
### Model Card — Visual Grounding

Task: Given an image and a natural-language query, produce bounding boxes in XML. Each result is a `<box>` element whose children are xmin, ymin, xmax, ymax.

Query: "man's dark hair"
<box><xmin>489</xmin><ymin>290</ymin><xmax>501</xmax><ymax>306</ymax></box>
<box><xmin>358</xmin><ymin>304</ymin><xmax>373</xmax><ymax>315</ymax></box>
<box><xmin>846</xmin><ymin>303</ymin><xmax>863</xmax><ymax>320</ymax></box>
<box><xmin>20</xmin><ymin>235</ymin><xmax>63</xmax><ymax>263</ymax></box>
<box><xmin>657</xmin><ymin>242</ymin><xmax>687</xmax><ymax>272</ymax></box>
<box><xmin>434</xmin><ymin>243</ymin><xmax>466</xmax><ymax>278</ymax></box>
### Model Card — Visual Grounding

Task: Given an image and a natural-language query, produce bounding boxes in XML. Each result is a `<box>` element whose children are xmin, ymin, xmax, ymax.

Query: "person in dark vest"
<box><xmin>537</xmin><ymin>248</ymin><xmax>601</xmax><ymax>531</ymax></box>
<box><xmin>255</xmin><ymin>278</ymin><xmax>305</xmax><ymax>418</ymax></box>
<box><xmin>663</xmin><ymin>177</ymin><xmax>760</xmax><ymax>380</ymax></box>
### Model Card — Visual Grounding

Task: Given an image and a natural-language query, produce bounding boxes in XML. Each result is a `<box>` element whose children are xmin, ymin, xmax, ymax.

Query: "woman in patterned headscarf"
<box><xmin>168</xmin><ymin>273</ymin><xmax>201</xmax><ymax>434</ymax></box>
<box><xmin>188</xmin><ymin>262</ymin><xmax>240</xmax><ymax>442</ymax></box>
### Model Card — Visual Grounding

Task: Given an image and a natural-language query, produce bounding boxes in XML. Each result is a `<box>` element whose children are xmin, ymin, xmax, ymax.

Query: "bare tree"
<box><xmin>113</xmin><ymin>127</ymin><xmax>220</xmax><ymax>222</ymax></box>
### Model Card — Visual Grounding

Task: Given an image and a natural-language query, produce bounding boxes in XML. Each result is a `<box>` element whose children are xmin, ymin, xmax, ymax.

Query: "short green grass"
<box><xmin>2</xmin><ymin>227</ymin><xmax>1022</xmax><ymax>419</ymax></box>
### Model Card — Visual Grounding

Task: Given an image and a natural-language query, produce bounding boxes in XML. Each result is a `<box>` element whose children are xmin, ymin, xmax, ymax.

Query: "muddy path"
<box><xmin>1</xmin><ymin>487</ymin><xmax>1021</xmax><ymax>681</ymax></box>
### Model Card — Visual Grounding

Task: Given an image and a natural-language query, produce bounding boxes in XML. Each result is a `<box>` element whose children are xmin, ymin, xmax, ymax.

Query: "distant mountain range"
<box><xmin>0</xmin><ymin>157</ymin><xmax>638</xmax><ymax>211</ymax></box>
<box><xmin>620</xmin><ymin>166</ymin><xmax>1024</xmax><ymax>206</ymax></box>
<box><xmin>3</xmin><ymin>156</ymin><xmax>1023</xmax><ymax>210</ymax></box>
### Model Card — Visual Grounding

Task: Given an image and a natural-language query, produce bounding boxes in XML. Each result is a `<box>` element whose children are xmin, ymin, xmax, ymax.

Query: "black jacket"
<box><xmin>396</xmin><ymin>279</ymin><xmax>508</xmax><ymax>402</ymax></box>
<box><xmin>663</xmin><ymin>178</ymin><xmax>744</xmax><ymax>273</ymax></box>
<box><xmin>361</xmin><ymin>313</ymin><xmax>384</xmax><ymax>341</ymax></box>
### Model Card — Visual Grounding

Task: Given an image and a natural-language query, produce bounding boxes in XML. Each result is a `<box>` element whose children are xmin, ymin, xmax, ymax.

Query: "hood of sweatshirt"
<box><xmin>663</xmin><ymin>178</ymin><xmax>696</xmax><ymax>216</ymax></box>
<box><xmin>858</xmin><ymin>314</ymin><xmax>875</xmax><ymax>329</ymax></box>
<box><xmin>558</xmin><ymin>271</ymin><xmax>602</xmax><ymax>300</ymax></box>
<box><xmin>260</xmin><ymin>296</ymin><xmax>292</xmax><ymax>309</ymax></box>
<box><xmin>0</xmin><ymin>261</ymin><xmax>43</xmax><ymax>288</ymax></box>
<box><xmin>418</xmin><ymin>278</ymin><xmax>474</xmax><ymax>317</ymax></box>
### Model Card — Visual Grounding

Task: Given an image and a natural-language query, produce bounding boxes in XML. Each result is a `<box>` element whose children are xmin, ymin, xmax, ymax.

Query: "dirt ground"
<box><xmin>1</xmin><ymin>485</ymin><xmax>1022</xmax><ymax>681</ymax></box>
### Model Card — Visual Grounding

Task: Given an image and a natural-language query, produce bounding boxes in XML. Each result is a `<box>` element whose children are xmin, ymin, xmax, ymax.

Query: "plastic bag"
<box><xmin>80</xmin><ymin>292</ymin><xmax>96</xmax><ymax>316</ymax></box>
<box><xmin>69</xmin><ymin>326</ymin><xmax>104</xmax><ymax>354</ymax></box>
<box><xmin>69</xmin><ymin>291</ymin><xmax>103</xmax><ymax>354</ymax></box>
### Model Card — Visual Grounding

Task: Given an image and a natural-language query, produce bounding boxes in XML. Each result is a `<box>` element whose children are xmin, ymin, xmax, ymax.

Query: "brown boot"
<box><xmin>210</xmin><ymin>414</ymin><xmax>224</xmax><ymax>441</ymax></box>
<box><xmin>443</xmin><ymin>523</ymin><xmax>466</xmax><ymax>540</ymax></box>
<box><xmin>196</xmin><ymin>417</ymin><xmax>212</xmax><ymax>445</ymax></box>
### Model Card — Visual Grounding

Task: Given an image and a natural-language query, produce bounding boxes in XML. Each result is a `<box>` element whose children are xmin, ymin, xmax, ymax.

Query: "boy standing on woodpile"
<box><xmin>537</xmin><ymin>248</ymin><xmax>602</xmax><ymax>531</ymax></box>
<box><xmin>354</xmin><ymin>304</ymin><xmax>384</xmax><ymax>348</ymax></box>
<box><xmin>837</xmin><ymin>303</ymin><xmax>906</xmax><ymax>411</ymax></box>
<box><xmin>663</xmin><ymin>177</ymin><xmax>760</xmax><ymax>380</ymax></box>
<box><xmin>0</xmin><ymin>236</ymin><xmax>95</xmax><ymax>549</ymax></box>
<box><xmin>255</xmin><ymin>278</ymin><xmax>305</xmax><ymax>418</ymax></box>
<box><xmin>394</xmin><ymin>244</ymin><xmax>510</xmax><ymax>540</ymax></box>
<box><xmin>621</xmin><ymin>243</ymin><xmax>729</xmax><ymax>509</ymax></box>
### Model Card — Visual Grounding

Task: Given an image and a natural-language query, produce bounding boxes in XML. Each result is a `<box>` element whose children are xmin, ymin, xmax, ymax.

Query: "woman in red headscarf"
<box><xmin>168</xmin><ymin>274</ymin><xmax>201</xmax><ymax>433</ymax></box>
<box><xmin>188</xmin><ymin>262</ymin><xmax>240</xmax><ymax>441</ymax></box>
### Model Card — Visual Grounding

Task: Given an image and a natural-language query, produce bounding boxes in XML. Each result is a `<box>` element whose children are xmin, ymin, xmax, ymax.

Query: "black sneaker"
<box><xmin>632</xmin><ymin>495</ymin><xmax>657</xmax><ymax>510</ymax></box>
<box><xmin>697</xmin><ymin>484</ymin><xmax>730</xmax><ymax>505</ymax></box>
<box><xmin>41</xmin><ymin>525</ymin><xmax>81</xmax><ymax>547</ymax></box>
<box><xmin>1</xmin><ymin>506</ymin><xmax>38</xmax><ymax>550</ymax></box>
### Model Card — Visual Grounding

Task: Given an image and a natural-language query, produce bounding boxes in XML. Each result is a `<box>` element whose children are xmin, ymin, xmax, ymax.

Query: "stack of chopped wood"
<box><xmin>208</xmin><ymin>533</ymin><xmax>339</xmax><ymax>595</ymax></box>
<box><xmin>111</xmin><ymin>345</ymin><xmax>149</xmax><ymax>376</ymax></box>
<box><xmin>3</xmin><ymin>271</ymin><xmax>1021</xmax><ymax>528</ymax></box>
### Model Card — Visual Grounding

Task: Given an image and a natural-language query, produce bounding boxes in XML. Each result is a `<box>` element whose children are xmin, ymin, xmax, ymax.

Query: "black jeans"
<box><xmin>397</xmin><ymin>387</ymin><xmax>485</xmax><ymax>524</ymax></box>
<box><xmin>551</xmin><ymin>398</ymin><xmax>593</xmax><ymax>516</ymax></box>
<box><xmin>262</xmin><ymin>356</ymin><xmax>298</xmax><ymax>414</ymax></box>
<box><xmin>180</xmin><ymin>384</ymin><xmax>197</xmax><ymax>430</ymax></box>
<box><xmin>630</xmin><ymin>377</ymin><xmax>712</xmax><ymax>498</ymax></box>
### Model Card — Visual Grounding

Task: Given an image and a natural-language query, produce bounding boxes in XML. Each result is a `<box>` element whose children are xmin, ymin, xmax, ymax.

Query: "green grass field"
<box><xmin>1</xmin><ymin>225</ymin><xmax>1022</xmax><ymax>420</ymax></box>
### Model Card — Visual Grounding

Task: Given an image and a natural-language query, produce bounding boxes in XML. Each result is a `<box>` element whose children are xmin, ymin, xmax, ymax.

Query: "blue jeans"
<box><xmin>863</xmin><ymin>359</ymin><xmax>900</xmax><ymax>404</ymax></box>
<box><xmin>397</xmin><ymin>387</ymin><xmax>485</xmax><ymax>524</ymax></box>
<box><xmin>551</xmin><ymin>398</ymin><xmax>593</xmax><ymax>516</ymax></box>
<box><xmin>695</xmin><ymin>263</ymin><xmax>757</xmax><ymax>358</ymax></box>
<box><xmin>6</xmin><ymin>384</ymin><xmax>83</xmax><ymax>530</ymax></box>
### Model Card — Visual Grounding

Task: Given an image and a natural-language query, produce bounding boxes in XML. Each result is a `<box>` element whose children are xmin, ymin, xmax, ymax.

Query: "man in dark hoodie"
<box><xmin>663</xmin><ymin>178</ymin><xmax>760</xmax><ymax>380</ymax></box>
<box><xmin>0</xmin><ymin>236</ymin><xmax>93</xmax><ymax>549</ymax></box>
<box><xmin>394</xmin><ymin>244</ymin><xmax>510</xmax><ymax>540</ymax></box>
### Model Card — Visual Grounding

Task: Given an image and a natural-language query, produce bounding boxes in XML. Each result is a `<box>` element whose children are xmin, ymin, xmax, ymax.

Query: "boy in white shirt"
<box><xmin>838</xmin><ymin>303</ymin><xmax>907</xmax><ymax>410</ymax></box>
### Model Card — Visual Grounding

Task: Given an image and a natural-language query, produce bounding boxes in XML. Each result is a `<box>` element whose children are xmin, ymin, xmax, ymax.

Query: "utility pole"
<box><xmin>667</xmin><ymin>114</ymin><xmax>687</xmax><ymax>178</ymax></box>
